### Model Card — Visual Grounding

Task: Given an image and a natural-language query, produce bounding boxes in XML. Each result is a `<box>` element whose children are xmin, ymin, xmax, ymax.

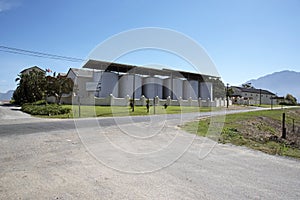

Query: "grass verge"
<box><xmin>36</xmin><ymin>105</ymin><xmax>215</xmax><ymax>118</ymax></box>
<box><xmin>182</xmin><ymin>108</ymin><xmax>300</xmax><ymax>159</ymax></box>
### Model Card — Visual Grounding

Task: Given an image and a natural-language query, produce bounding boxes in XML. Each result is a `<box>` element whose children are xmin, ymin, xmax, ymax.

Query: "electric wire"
<box><xmin>0</xmin><ymin>45</ymin><xmax>86</xmax><ymax>62</ymax></box>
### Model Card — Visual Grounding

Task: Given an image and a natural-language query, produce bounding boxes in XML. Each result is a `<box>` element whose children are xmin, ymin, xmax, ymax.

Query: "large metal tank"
<box><xmin>92</xmin><ymin>71</ymin><xmax>102</xmax><ymax>96</ymax></box>
<box><xmin>163</xmin><ymin>78</ymin><xmax>183</xmax><ymax>100</ymax></box>
<box><xmin>93</xmin><ymin>71</ymin><xmax>102</xmax><ymax>82</ymax></box>
<box><xmin>142</xmin><ymin>77</ymin><xmax>163</xmax><ymax>99</ymax></box>
<box><xmin>200</xmin><ymin>82</ymin><xmax>213</xmax><ymax>100</ymax></box>
<box><xmin>118</xmin><ymin>74</ymin><xmax>142</xmax><ymax>98</ymax></box>
<box><xmin>183</xmin><ymin>80</ymin><xmax>198</xmax><ymax>100</ymax></box>
<box><xmin>94</xmin><ymin>71</ymin><xmax>119</xmax><ymax>98</ymax></box>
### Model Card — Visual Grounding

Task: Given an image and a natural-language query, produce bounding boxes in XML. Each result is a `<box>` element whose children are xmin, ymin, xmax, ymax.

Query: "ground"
<box><xmin>183</xmin><ymin>107</ymin><xmax>300</xmax><ymax>158</ymax></box>
<box><xmin>0</xmin><ymin>104</ymin><xmax>300</xmax><ymax>199</ymax></box>
<box><xmin>238</xmin><ymin>112</ymin><xmax>300</xmax><ymax>148</ymax></box>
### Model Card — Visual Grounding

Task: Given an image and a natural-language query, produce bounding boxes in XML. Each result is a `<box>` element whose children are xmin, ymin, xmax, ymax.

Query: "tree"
<box><xmin>203</xmin><ymin>77</ymin><xmax>226</xmax><ymax>98</ymax></box>
<box><xmin>13</xmin><ymin>68</ymin><xmax>73</xmax><ymax>105</ymax></box>
<box><xmin>46</xmin><ymin>74</ymin><xmax>73</xmax><ymax>104</ymax></box>
<box><xmin>213</xmin><ymin>79</ymin><xmax>226</xmax><ymax>98</ymax></box>
<box><xmin>285</xmin><ymin>94</ymin><xmax>297</xmax><ymax>105</ymax></box>
<box><xmin>13</xmin><ymin>69</ymin><xmax>46</xmax><ymax>105</ymax></box>
<box><xmin>227</xmin><ymin>87</ymin><xmax>234</xmax><ymax>97</ymax></box>
<box><xmin>242</xmin><ymin>83</ymin><xmax>253</xmax><ymax>88</ymax></box>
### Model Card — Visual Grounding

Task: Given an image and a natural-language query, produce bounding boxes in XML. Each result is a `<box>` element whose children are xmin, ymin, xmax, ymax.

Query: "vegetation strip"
<box><xmin>182</xmin><ymin>108</ymin><xmax>300</xmax><ymax>159</ymax></box>
<box><xmin>21</xmin><ymin>102</ymin><xmax>217</xmax><ymax>118</ymax></box>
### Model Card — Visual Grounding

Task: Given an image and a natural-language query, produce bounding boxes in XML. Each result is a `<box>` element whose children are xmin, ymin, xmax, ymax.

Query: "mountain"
<box><xmin>245</xmin><ymin>70</ymin><xmax>300</xmax><ymax>102</ymax></box>
<box><xmin>0</xmin><ymin>90</ymin><xmax>14</xmax><ymax>101</ymax></box>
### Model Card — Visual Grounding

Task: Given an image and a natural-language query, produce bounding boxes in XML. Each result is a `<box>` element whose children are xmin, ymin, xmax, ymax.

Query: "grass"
<box><xmin>182</xmin><ymin>108</ymin><xmax>300</xmax><ymax>159</ymax></box>
<box><xmin>250</xmin><ymin>104</ymin><xmax>282</xmax><ymax>108</ymax></box>
<box><xmin>39</xmin><ymin>105</ymin><xmax>215</xmax><ymax>118</ymax></box>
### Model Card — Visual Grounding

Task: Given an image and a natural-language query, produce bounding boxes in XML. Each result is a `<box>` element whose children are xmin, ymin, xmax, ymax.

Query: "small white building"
<box><xmin>231</xmin><ymin>86</ymin><xmax>277</xmax><ymax>105</ymax></box>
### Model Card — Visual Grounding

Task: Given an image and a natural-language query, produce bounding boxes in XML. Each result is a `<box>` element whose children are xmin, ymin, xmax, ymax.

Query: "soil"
<box><xmin>236</xmin><ymin>109</ymin><xmax>300</xmax><ymax>148</ymax></box>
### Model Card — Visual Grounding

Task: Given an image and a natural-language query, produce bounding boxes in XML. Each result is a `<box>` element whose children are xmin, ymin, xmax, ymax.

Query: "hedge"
<box><xmin>21</xmin><ymin>103</ymin><xmax>71</xmax><ymax>115</ymax></box>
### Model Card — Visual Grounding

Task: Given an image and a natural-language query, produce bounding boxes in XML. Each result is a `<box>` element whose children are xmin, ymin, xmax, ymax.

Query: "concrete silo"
<box><xmin>183</xmin><ymin>80</ymin><xmax>199</xmax><ymax>100</ymax></box>
<box><xmin>200</xmin><ymin>82</ymin><xmax>213</xmax><ymax>100</ymax></box>
<box><xmin>142</xmin><ymin>77</ymin><xmax>163</xmax><ymax>99</ymax></box>
<box><xmin>95</xmin><ymin>71</ymin><xmax>119</xmax><ymax>98</ymax></box>
<box><xmin>118</xmin><ymin>74</ymin><xmax>142</xmax><ymax>99</ymax></box>
<box><xmin>163</xmin><ymin>78</ymin><xmax>183</xmax><ymax>100</ymax></box>
<box><xmin>93</xmin><ymin>71</ymin><xmax>102</xmax><ymax>82</ymax></box>
<box><xmin>92</xmin><ymin>71</ymin><xmax>102</xmax><ymax>96</ymax></box>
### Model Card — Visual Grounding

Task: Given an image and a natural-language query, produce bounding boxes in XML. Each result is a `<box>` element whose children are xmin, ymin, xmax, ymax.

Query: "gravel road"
<box><xmin>0</xmin><ymin>104</ymin><xmax>299</xmax><ymax>199</ymax></box>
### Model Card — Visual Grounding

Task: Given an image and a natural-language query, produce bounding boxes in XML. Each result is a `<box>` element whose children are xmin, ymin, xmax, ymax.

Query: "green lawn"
<box><xmin>42</xmin><ymin>105</ymin><xmax>215</xmax><ymax>118</ymax></box>
<box><xmin>250</xmin><ymin>104</ymin><xmax>283</xmax><ymax>108</ymax></box>
<box><xmin>182</xmin><ymin>108</ymin><xmax>300</xmax><ymax>159</ymax></box>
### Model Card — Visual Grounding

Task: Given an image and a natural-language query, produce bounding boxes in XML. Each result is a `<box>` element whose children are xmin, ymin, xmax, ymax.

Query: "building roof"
<box><xmin>20</xmin><ymin>66</ymin><xmax>45</xmax><ymax>74</ymax></box>
<box><xmin>81</xmin><ymin>59</ymin><xmax>218</xmax><ymax>81</ymax></box>
<box><xmin>58</xmin><ymin>73</ymin><xmax>67</xmax><ymax>77</ymax></box>
<box><xmin>231</xmin><ymin>86</ymin><xmax>275</xmax><ymax>95</ymax></box>
<box><xmin>67</xmin><ymin>68</ymin><xmax>102</xmax><ymax>78</ymax></box>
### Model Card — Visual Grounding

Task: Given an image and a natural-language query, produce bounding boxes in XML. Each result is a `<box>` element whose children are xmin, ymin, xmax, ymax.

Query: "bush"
<box><xmin>279</xmin><ymin>102</ymin><xmax>296</xmax><ymax>106</ymax></box>
<box><xmin>21</xmin><ymin>103</ymin><xmax>71</xmax><ymax>115</ymax></box>
<box><xmin>32</xmin><ymin>99</ymin><xmax>47</xmax><ymax>105</ymax></box>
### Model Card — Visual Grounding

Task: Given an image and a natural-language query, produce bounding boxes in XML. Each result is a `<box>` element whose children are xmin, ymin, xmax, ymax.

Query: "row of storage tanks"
<box><xmin>92</xmin><ymin>71</ymin><xmax>213</xmax><ymax>100</ymax></box>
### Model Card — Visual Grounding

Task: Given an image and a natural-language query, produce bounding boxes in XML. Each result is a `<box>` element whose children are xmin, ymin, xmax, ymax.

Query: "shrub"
<box><xmin>32</xmin><ymin>99</ymin><xmax>47</xmax><ymax>105</ymax></box>
<box><xmin>21</xmin><ymin>103</ymin><xmax>71</xmax><ymax>115</ymax></box>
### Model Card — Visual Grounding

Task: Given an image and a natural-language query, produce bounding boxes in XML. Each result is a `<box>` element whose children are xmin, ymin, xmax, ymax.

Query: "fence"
<box><xmin>53</xmin><ymin>94</ymin><xmax>232</xmax><ymax>107</ymax></box>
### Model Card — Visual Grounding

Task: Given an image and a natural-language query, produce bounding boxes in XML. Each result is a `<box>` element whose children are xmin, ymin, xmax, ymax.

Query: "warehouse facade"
<box><xmin>63</xmin><ymin>59</ymin><xmax>230</xmax><ymax>107</ymax></box>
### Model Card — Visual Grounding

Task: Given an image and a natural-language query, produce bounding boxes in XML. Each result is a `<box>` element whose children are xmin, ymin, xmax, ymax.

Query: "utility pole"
<box><xmin>74</xmin><ymin>84</ymin><xmax>81</xmax><ymax>118</ymax></box>
<box><xmin>78</xmin><ymin>95</ymin><xmax>81</xmax><ymax>118</ymax></box>
<box><xmin>271</xmin><ymin>97</ymin><xmax>273</xmax><ymax>110</ymax></box>
<box><xmin>170</xmin><ymin>73</ymin><xmax>173</xmax><ymax>100</ymax></box>
<box><xmin>259</xmin><ymin>89</ymin><xmax>262</xmax><ymax>106</ymax></box>
<box><xmin>282</xmin><ymin>112</ymin><xmax>286</xmax><ymax>139</ymax></box>
<box><xmin>153</xmin><ymin>97</ymin><xmax>156</xmax><ymax>114</ymax></box>
<box><xmin>132</xmin><ymin>69</ymin><xmax>135</xmax><ymax>112</ymax></box>
<box><xmin>226</xmin><ymin>83</ymin><xmax>229</xmax><ymax>108</ymax></box>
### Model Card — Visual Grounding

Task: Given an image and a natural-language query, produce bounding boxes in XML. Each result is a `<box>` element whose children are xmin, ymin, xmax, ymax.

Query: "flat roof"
<box><xmin>82</xmin><ymin>59</ymin><xmax>219</xmax><ymax>80</ymax></box>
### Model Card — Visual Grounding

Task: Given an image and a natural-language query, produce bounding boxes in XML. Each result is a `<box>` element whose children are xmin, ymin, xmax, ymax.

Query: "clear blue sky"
<box><xmin>0</xmin><ymin>0</ymin><xmax>299</xmax><ymax>93</ymax></box>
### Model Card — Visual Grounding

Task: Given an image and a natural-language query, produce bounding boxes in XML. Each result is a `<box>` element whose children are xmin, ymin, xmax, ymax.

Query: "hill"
<box><xmin>246</xmin><ymin>70</ymin><xmax>300</xmax><ymax>102</ymax></box>
<box><xmin>0</xmin><ymin>90</ymin><xmax>14</xmax><ymax>101</ymax></box>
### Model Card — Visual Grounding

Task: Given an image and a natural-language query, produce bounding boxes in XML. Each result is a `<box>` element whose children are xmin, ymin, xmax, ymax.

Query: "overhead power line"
<box><xmin>0</xmin><ymin>45</ymin><xmax>86</xmax><ymax>62</ymax></box>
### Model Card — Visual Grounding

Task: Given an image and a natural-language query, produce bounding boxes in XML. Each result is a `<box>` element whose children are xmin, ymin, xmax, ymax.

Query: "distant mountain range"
<box><xmin>0</xmin><ymin>90</ymin><xmax>14</xmax><ymax>101</ymax></box>
<box><xmin>245</xmin><ymin>70</ymin><xmax>300</xmax><ymax>101</ymax></box>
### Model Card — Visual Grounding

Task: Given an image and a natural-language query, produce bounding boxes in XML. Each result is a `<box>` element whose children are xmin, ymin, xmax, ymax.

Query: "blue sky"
<box><xmin>0</xmin><ymin>0</ymin><xmax>299</xmax><ymax>93</ymax></box>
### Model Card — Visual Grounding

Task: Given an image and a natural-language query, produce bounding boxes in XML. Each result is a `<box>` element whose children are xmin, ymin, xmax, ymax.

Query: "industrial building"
<box><xmin>66</xmin><ymin>60</ymin><xmax>217</xmax><ymax>103</ymax></box>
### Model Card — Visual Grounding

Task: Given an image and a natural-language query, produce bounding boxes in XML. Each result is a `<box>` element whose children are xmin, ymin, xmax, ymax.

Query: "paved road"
<box><xmin>0</xmin><ymin>104</ymin><xmax>299</xmax><ymax>199</ymax></box>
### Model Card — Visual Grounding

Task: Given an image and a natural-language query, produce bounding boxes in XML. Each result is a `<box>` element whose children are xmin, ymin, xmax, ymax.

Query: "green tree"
<box><xmin>13</xmin><ymin>69</ymin><xmax>46</xmax><ymax>105</ymax></box>
<box><xmin>46</xmin><ymin>74</ymin><xmax>73</xmax><ymax>104</ymax></box>
<box><xmin>242</xmin><ymin>83</ymin><xmax>253</xmax><ymax>88</ymax></box>
<box><xmin>203</xmin><ymin>77</ymin><xmax>226</xmax><ymax>98</ymax></box>
<box><xmin>285</xmin><ymin>94</ymin><xmax>297</xmax><ymax>105</ymax></box>
<box><xmin>13</xmin><ymin>68</ymin><xmax>73</xmax><ymax>105</ymax></box>
<box><xmin>227</xmin><ymin>87</ymin><xmax>234</xmax><ymax>97</ymax></box>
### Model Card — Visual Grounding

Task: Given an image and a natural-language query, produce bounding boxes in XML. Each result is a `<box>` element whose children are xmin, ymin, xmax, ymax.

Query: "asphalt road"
<box><xmin>0</xmin><ymin>104</ymin><xmax>299</xmax><ymax>199</ymax></box>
